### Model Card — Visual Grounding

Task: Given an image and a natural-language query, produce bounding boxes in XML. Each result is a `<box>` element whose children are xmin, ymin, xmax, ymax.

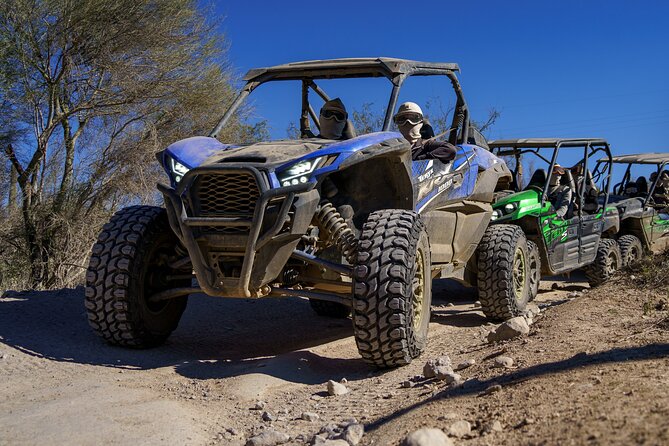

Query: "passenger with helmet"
<box><xmin>314</xmin><ymin>98</ymin><xmax>350</xmax><ymax>140</ymax></box>
<box><xmin>393</xmin><ymin>102</ymin><xmax>457</xmax><ymax>163</ymax></box>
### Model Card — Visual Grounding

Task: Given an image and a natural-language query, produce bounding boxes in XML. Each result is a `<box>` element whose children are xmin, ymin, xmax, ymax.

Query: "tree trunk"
<box><xmin>56</xmin><ymin>118</ymin><xmax>75</xmax><ymax>210</ymax></box>
<box><xmin>8</xmin><ymin>164</ymin><xmax>17</xmax><ymax>209</ymax></box>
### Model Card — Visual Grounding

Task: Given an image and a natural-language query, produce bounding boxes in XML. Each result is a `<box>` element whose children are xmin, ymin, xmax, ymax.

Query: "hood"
<box><xmin>164</xmin><ymin>132</ymin><xmax>404</xmax><ymax>170</ymax></box>
<box><xmin>206</xmin><ymin>140</ymin><xmax>329</xmax><ymax>167</ymax></box>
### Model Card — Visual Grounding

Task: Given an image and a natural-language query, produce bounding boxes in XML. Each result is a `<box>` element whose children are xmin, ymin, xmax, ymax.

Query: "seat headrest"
<box><xmin>527</xmin><ymin>169</ymin><xmax>547</xmax><ymax>187</ymax></box>
<box><xmin>420</xmin><ymin>119</ymin><xmax>435</xmax><ymax>139</ymax></box>
<box><xmin>561</xmin><ymin>170</ymin><xmax>576</xmax><ymax>190</ymax></box>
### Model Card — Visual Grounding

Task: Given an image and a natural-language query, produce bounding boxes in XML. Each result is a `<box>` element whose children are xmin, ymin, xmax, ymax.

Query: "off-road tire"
<box><xmin>85</xmin><ymin>205</ymin><xmax>189</xmax><ymax>348</ymax></box>
<box><xmin>476</xmin><ymin>224</ymin><xmax>531</xmax><ymax>320</ymax></box>
<box><xmin>309</xmin><ymin>299</ymin><xmax>350</xmax><ymax>318</ymax></box>
<box><xmin>352</xmin><ymin>210</ymin><xmax>432</xmax><ymax>368</ymax></box>
<box><xmin>527</xmin><ymin>240</ymin><xmax>541</xmax><ymax>301</ymax></box>
<box><xmin>584</xmin><ymin>238</ymin><xmax>621</xmax><ymax>287</ymax></box>
<box><xmin>618</xmin><ymin>234</ymin><xmax>644</xmax><ymax>266</ymax></box>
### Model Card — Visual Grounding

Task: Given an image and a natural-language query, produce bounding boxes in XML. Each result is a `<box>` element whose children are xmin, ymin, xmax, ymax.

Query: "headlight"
<box><xmin>504</xmin><ymin>203</ymin><xmax>517</xmax><ymax>213</ymax></box>
<box><xmin>169</xmin><ymin>157</ymin><xmax>190</xmax><ymax>183</ymax></box>
<box><xmin>277</xmin><ymin>157</ymin><xmax>323</xmax><ymax>187</ymax></box>
<box><xmin>491</xmin><ymin>209</ymin><xmax>502</xmax><ymax>221</ymax></box>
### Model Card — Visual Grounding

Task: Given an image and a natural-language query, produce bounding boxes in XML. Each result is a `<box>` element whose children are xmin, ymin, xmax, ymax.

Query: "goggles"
<box><xmin>321</xmin><ymin>109</ymin><xmax>347</xmax><ymax>122</ymax></box>
<box><xmin>393</xmin><ymin>112</ymin><xmax>423</xmax><ymax>126</ymax></box>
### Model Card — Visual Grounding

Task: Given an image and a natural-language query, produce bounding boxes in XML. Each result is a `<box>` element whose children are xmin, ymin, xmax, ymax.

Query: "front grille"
<box><xmin>192</xmin><ymin>172</ymin><xmax>260</xmax><ymax>216</ymax></box>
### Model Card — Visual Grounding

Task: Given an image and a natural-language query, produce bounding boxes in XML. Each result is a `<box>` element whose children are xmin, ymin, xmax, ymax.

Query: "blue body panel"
<box><xmin>164</xmin><ymin>136</ymin><xmax>237</xmax><ymax>169</ymax></box>
<box><xmin>412</xmin><ymin>144</ymin><xmax>483</xmax><ymax>212</ymax></box>
<box><xmin>163</xmin><ymin>134</ymin><xmax>500</xmax><ymax>214</ymax></box>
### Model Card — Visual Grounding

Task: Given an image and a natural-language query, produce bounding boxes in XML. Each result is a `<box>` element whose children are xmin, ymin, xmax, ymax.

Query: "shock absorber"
<box><xmin>316</xmin><ymin>201</ymin><xmax>358</xmax><ymax>264</ymax></box>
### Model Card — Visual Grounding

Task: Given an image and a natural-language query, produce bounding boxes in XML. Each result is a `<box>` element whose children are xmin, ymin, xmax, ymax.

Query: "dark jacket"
<box><xmin>549</xmin><ymin>185</ymin><xmax>573</xmax><ymax>219</ymax></box>
<box><xmin>412</xmin><ymin>139</ymin><xmax>457</xmax><ymax>163</ymax></box>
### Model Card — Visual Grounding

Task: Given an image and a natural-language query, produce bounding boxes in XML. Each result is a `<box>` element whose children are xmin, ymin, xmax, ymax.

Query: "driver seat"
<box><xmin>524</xmin><ymin>169</ymin><xmax>547</xmax><ymax>190</ymax></box>
<box><xmin>561</xmin><ymin>169</ymin><xmax>576</xmax><ymax>219</ymax></box>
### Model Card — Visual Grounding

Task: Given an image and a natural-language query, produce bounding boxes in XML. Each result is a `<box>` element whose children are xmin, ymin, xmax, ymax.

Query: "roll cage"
<box><xmin>597</xmin><ymin>153</ymin><xmax>669</xmax><ymax>207</ymax></box>
<box><xmin>209</xmin><ymin>57</ymin><xmax>471</xmax><ymax>146</ymax></box>
<box><xmin>488</xmin><ymin>138</ymin><xmax>613</xmax><ymax>215</ymax></box>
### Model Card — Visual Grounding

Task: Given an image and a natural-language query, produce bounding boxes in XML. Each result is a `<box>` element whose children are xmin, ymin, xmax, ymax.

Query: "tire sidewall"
<box><xmin>511</xmin><ymin>234</ymin><xmax>531</xmax><ymax>311</ymax></box>
<box><xmin>411</xmin><ymin>229</ymin><xmax>432</xmax><ymax>353</ymax></box>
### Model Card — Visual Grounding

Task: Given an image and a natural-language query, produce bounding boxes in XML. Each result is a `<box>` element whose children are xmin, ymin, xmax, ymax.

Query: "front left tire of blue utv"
<box><xmin>85</xmin><ymin>205</ymin><xmax>189</xmax><ymax>348</ymax></box>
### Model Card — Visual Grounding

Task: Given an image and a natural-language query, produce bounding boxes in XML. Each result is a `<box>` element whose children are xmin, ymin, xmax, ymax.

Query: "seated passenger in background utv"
<box><xmin>571</xmin><ymin>163</ymin><xmax>599</xmax><ymax>213</ymax></box>
<box><xmin>393</xmin><ymin>101</ymin><xmax>457</xmax><ymax>163</ymax></box>
<box><xmin>547</xmin><ymin>164</ymin><xmax>572</xmax><ymax>219</ymax></box>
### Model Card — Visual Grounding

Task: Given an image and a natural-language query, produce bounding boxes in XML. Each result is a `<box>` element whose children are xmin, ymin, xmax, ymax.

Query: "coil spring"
<box><xmin>316</xmin><ymin>202</ymin><xmax>358</xmax><ymax>264</ymax></box>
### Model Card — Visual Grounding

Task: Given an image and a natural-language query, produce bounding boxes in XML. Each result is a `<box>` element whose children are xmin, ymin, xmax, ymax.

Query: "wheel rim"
<box><xmin>412</xmin><ymin>249</ymin><xmax>426</xmax><ymax>328</ymax></box>
<box><xmin>513</xmin><ymin>246</ymin><xmax>527</xmax><ymax>300</ymax></box>
<box><xmin>605</xmin><ymin>250</ymin><xmax>618</xmax><ymax>275</ymax></box>
<box><xmin>528</xmin><ymin>252</ymin><xmax>539</xmax><ymax>290</ymax></box>
<box><xmin>628</xmin><ymin>247</ymin><xmax>639</xmax><ymax>264</ymax></box>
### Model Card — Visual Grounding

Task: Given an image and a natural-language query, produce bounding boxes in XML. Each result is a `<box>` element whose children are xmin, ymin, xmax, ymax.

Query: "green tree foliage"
<box><xmin>0</xmin><ymin>0</ymin><xmax>251</xmax><ymax>289</ymax></box>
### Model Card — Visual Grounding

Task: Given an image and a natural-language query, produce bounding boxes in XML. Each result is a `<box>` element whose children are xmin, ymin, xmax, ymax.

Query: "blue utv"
<box><xmin>85</xmin><ymin>58</ymin><xmax>514</xmax><ymax>368</ymax></box>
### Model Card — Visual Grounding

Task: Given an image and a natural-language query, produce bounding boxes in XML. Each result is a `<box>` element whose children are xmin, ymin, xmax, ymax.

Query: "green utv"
<box><xmin>594</xmin><ymin>153</ymin><xmax>669</xmax><ymax>264</ymax></box>
<box><xmin>484</xmin><ymin>138</ymin><xmax>619</xmax><ymax>296</ymax></box>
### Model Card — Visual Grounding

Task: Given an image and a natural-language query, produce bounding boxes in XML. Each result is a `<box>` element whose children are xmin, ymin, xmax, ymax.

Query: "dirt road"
<box><xmin>1</xmin><ymin>273</ymin><xmax>667</xmax><ymax>445</ymax></box>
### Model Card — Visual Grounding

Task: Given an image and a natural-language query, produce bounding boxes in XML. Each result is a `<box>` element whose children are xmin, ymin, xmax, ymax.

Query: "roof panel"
<box><xmin>488</xmin><ymin>138</ymin><xmax>609</xmax><ymax>149</ymax></box>
<box><xmin>609</xmin><ymin>153</ymin><xmax>669</xmax><ymax>164</ymax></box>
<box><xmin>243</xmin><ymin>57</ymin><xmax>459</xmax><ymax>82</ymax></box>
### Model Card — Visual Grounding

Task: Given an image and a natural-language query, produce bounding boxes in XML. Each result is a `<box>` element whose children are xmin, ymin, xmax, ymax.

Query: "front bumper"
<box><xmin>158</xmin><ymin>165</ymin><xmax>319</xmax><ymax>298</ymax></box>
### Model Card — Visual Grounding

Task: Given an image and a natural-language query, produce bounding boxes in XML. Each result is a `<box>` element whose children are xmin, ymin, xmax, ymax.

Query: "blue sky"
<box><xmin>215</xmin><ymin>0</ymin><xmax>669</xmax><ymax>163</ymax></box>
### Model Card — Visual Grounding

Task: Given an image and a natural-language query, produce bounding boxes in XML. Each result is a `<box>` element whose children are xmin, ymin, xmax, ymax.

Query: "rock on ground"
<box><xmin>245</xmin><ymin>429</ymin><xmax>290</xmax><ymax>446</ymax></box>
<box><xmin>423</xmin><ymin>356</ymin><xmax>452</xmax><ymax>378</ymax></box>
<box><xmin>448</xmin><ymin>420</ymin><xmax>471</xmax><ymax>438</ymax></box>
<box><xmin>301</xmin><ymin>412</ymin><xmax>320</xmax><ymax>422</ymax></box>
<box><xmin>454</xmin><ymin>359</ymin><xmax>475</xmax><ymax>371</ymax></box>
<box><xmin>402</xmin><ymin>428</ymin><xmax>453</xmax><ymax>446</ymax></box>
<box><xmin>487</xmin><ymin>317</ymin><xmax>530</xmax><ymax>342</ymax></box>
<box><xmin>436</xmin><ymin>369</ymin><xmax>462</xmax><ymax>384</ymax></box>
<box><xmin>493</xmin><ymin>356</ymin><xmax>514</xmax><ymax>368</ymax></box>
<box><xmin>343</xmin><ymin>423</ymin><xmax>364</xmax><ymax>445</ymax></box>
<box><xmin>327</xmin><ymin>380</ymin><xmax>349</xmax><ymax>396</ymax></box>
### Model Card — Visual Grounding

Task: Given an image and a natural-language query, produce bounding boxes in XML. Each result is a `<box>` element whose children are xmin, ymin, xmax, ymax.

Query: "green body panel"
<box><xmin>492</xmin><ymin>189</ymin><xmax>551</xmax><ymax>222</ymax></box>
<box><xmin>539</xmin><ymin>216</ymin><xmax>571</xmax><ymax>245</ymax></box>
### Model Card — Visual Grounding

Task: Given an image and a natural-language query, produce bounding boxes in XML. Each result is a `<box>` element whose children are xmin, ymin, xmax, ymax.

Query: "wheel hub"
<box><xmin>412</xmin><ymin>249</ymin><xmax>425</xmax><ymax>328</ymax></box>
<box><xmin>513</xmin><ymin>247</ymin><xmax>526</xmax><ymax>300</ymax></box>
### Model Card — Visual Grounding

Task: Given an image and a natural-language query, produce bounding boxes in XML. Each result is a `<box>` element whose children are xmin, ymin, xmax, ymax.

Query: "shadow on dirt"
<box><xmin>0</xmin><ymin>288</ymin><xmax>369</xmax><ymax>383</ymax></box>
<box><xmin>364</xmin><ymin>343</ymin><xmax>669</xmax><ymax>434</ymax></box>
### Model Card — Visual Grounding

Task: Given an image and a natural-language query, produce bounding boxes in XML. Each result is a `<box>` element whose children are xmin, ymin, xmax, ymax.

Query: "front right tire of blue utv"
<box><xmin>352</xmin><ymin>210</ymin><xmax>432</xmax><ymax>369</ymax></box>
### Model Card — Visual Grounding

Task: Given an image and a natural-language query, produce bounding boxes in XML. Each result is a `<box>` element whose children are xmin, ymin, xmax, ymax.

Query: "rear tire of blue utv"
<box><xmin>352</xmin><ymin>210</ymin><xmax>432</xmax><ymax>369</ymax></box>
<box><xmin>85</xmin><ymin>205</ymin><xmax>189</xmax><ymax>348</ymax></box>
<box><xmin>476</xmin><ymin>224</ymin><xmax>531</xmax><ymax>321</ymax></box>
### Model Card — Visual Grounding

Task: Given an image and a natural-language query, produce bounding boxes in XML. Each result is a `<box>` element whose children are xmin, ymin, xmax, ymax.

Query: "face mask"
<box><xmin>549</xmin><ymin>174</ymin><xmax>561</xmax><ymax>187</ymax></box>
<box><xmin>399</xmin><ymin>121</ymin><xmax>423</xmax><ymax>144</ymax></box>
<box><xmin>320</xmin><ymin>116</ymin><xmax>346</xmax><ymax>139</ymax></box>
